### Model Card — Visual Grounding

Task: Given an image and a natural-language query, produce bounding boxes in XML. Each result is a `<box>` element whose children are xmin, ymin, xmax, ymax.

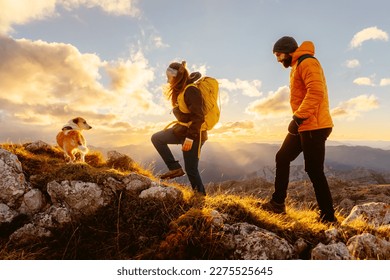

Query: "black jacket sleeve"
<box><xmin>183</xmin><ymin>85</ymin><xmax>204</xmax><ymax>140</ymax></box>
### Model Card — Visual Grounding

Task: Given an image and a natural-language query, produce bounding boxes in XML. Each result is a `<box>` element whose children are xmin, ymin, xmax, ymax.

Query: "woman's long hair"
<box><xmin>166</xmin><ymin>61</ymin><xmax>189</xmax><ymax>106</ymax></box>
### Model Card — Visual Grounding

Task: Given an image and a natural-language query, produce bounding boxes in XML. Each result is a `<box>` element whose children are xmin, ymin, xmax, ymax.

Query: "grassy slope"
<box><xmin>0</xmin><ymin>143</ymin><xmax>388</xmax><ymax>260</ymax></box>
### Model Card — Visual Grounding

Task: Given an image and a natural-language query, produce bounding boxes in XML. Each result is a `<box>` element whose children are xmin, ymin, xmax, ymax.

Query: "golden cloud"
<box><xmin>331</xmin><ymin>94</ymin><xmax>379</xmax><ymax>120</ymax></box>
<box><xmin>0</xmin><ymin>0</ymin><xmax>140</xmax><ymax>35</ymax></box>
<box><xmin>245</xmin><ymin>86</ymin><xmax>290</xmax><ymax>117</ymax></box>
<box><xmin>0</xmin><ymin>36</ymin><xmax>165</xmax><ymax>146</ymax></box>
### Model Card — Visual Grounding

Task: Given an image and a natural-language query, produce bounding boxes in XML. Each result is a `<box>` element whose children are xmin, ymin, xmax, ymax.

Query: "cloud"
<box><xmin>0</xmin><ymin>0</ymin><xmax>56</xmax><ymax>34</ymax></box>
<box><xmin>349</xmin><ymin>26</ymin><xmax>389</xmax><ymax>49</ymax></box>
<box><xmin>345</xmin><ymin>59</ymin><xmax>360</xmax><ymax>68</ymax></box>
<box><xmin>0</xmin><ymin>0</ymin><xmax>140</xmax><ymax>35</ymax></box>
<box><xmin>0</xmin><ymin>36</ymin><xmax>164</xmax><ymax>145</ymax></box>
<box><xmin>62</xmin><ymin>0</ymin><xmax>140</xmax><ymax>16</ymax></box>
<box><xmin>353</xmin><ymin>77</ymin><xmax>375</xmax><ymax>86</ymax></box>
<box><xmin>105</xmin><ymin>51</ymin><xmax>165</xmax><ymax>117</ymax></box>
<box><xmin>245</xmin><ymin>86</ymin><xmax>290</xmax><ymax>117</ymax></box>
<box><xmin>210</xmin><ymin>120</ymin><xmax>257</xmax><ymax>141</ymax></box>
<box><xmin>152</xmin><ymin>36</ymin><xmax>169</xmax><ymax>49</ymax></box>
<box><xmin>331</xmin><ymin>94</ymin><xmax>379</xmax><ymax>120</ymax></box>
<box><xmin>219</xmin><ymin>78</ymin><xmax>263</xmax><ymax>97</ymax></box>
<box><xmin>380</xmin><ymin>78</ymin><xmax>390</xmax><ymax>86</ymax></box>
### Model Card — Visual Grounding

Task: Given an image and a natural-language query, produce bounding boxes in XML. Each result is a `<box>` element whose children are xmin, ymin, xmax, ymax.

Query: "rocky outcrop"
<box><xmin>1</xmin><ymin>143</ymin><xmax>390</xmax><ymax>260</ymax></box>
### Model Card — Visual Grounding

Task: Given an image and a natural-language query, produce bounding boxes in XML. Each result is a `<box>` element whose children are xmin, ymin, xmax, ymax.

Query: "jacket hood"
<box><xmin>292</xmin><ymin>41</ymin><xmax>315</xmax><ymax>65</ymax></box>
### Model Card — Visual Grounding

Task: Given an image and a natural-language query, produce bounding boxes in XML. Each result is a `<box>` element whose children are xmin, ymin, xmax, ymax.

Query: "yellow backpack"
<box><xmin>177</xmin><ymin>77</ymin><xmax>220</xmax><ymax>131</ymax></box>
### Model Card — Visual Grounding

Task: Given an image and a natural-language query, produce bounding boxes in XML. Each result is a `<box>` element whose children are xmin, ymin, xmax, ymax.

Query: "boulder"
<box><xmin>342</xmin><ymin>202</ymin><xmax>390</xmax><ymax>227</ymax></box>
<box><xmin>311</xmin><ymin>242</ymin><xmax>352</xmax><ymax>260</ymax></box>
<box><xmin>47</xmin><ymin>180</ymin><xmax>111</xmax><ymax>218</ymax></box>
<box><xmin>139</xmin><ymin>184</ymin><xmax>183</xmax><ymax>201</ymax></box>
<box><xmin>347</xmin><ymin>233</ymin><xmax>390</xmax><ymax>260</ymax></box>
<box><xmin>223</xmin><ymin>222</ymin><xmax>294</xmax><ymax>260</ymax></box>
<box><xmin>122</xmin><ymin>173</ymin><xmax>153</xmax><ymax>194</ymax></box>
<box><xmin>0</xmin><ymin>203</ymin><xmax>18</xmax><ymax>223</ymax></box>
<box><xmin>9</xmin><ymin>223</ymin><xmax>52</xmax><ymax>245</ymax></box>
<box><xmin>0</xmin><ymin>148</ymin><xmax>27</xmax><ymax>207</ymax></box>
<box><xmin>33</xmin><ymin>205</ymin><xmax>72</xmax><ymax>229</ymax></box>
<box><xmin>19</xmin><ymin>189</ymin><xmax>45</xmax><ymax>215</ymax></box>
<box><xmin>24</xmin><ymin>140</ymin><xmax>52</xmax><ymax>152</ymax></box>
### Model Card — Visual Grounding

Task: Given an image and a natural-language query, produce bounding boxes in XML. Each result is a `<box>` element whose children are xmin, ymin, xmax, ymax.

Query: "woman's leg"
<box><xmin>183</xmin><ymin>140</ymin><xmax>206</xmax><ymax>195</ymax></box>
<box><xmin>151</xmin><ymin>128</ymin><xmax>182</xmax><ymax>170</ymax></box>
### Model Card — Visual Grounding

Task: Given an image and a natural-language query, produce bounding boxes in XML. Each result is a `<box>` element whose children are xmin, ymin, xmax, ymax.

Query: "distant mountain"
<box><xmin>92</xmin><ymin>142</ymin><xmax>390</xmax><ymax>184</ymax></box>
<box><xmin>326</xmin><ymin>145</ymin><xmax>390</xmax><ymax>171</ymax></box>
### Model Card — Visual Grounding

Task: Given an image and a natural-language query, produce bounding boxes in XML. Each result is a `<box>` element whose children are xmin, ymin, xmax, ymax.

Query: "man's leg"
<box><xmin>272</xmin><ymin>133</ymin><xmax>302</xmax><ymax>204</ymax></box>
<box><xmin>301</xmin><ymin>128</ymin><xmax>335</xmax><ymax>221</ymax></box>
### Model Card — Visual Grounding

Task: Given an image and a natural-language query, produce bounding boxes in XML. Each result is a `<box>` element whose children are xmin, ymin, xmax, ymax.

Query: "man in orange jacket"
<box><xmin>262</xmin><ymin>36</ymin><xmax>336</xmax><ymax>223</ymax></box>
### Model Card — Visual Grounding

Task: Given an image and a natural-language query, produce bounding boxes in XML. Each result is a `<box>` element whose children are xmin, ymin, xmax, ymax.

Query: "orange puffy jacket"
<box><xmin>290</xmin><ymin>41</ymin><xmax>333</xmax><ymax>132</ymax></box>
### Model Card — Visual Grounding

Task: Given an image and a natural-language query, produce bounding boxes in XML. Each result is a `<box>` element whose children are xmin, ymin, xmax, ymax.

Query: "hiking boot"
<box><xmin>159</xmin><ymin>168</ymin><xmax>185</xmax><ymax>179</ymax></box>
<box><xmin>261</xmin><ymin>200</ymin><xmax>286</xmax><ymax>214</ymax></box>
<box><xmin>318</xmin><ymin>214</ymin><xmax>337</xmax><ymax>225</ymax></box>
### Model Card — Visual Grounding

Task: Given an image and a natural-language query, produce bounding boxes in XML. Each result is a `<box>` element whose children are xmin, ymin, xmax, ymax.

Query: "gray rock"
<box><xmin>342</xmin><ymin>202</ymin><xmax>390</xmax><ymax>227</ymax></box>
<box><xmin>139</xmin><ymin>185</ymin><xmax>183</xmax><ymax>201</ymax></box>
<box><xmin>25</xmin><ymin>140</ymin><xmax>52</xmax><ymax>152</ymax></box>
<box><xmin>0</xmin><ymin>148</ymin><xmax>27</xmax><ymax>207</ymax></box>
<box><xmin>47</xmin><ymin>180</ymin><xmax>109</xmax><ymax>217</ymax></box>
<box><xmin>311</xmin><ymin>242</ymin><xmax>352</xmax><ymax>260</ymax></box>
<box><xmin>347</xmin><ymin>233</ymin><xmax>390</xmax><ymax>260</ymax></box>
<box><xmin>223</xmin><ymin>222</ymin><xmax>294</xmax><ymax>260</ymax></box>
<box><xmin>0</xmin><ymin>203</ymin><xmax>18</xmax><ymax>223</ymax></box>
<box><xmin>10</xmin><ymin>223</ymin><xmax>52</xmax><ymax>245</ymax></box>
<box><xmin>19</xmin><ymin>189</ymin><xmax>45</xmax><ymax>215</ymax></box>
<box><xmin>33</xmin><ymin>205</ymin><xmax>72</xmax><ymax>229</ymax></box>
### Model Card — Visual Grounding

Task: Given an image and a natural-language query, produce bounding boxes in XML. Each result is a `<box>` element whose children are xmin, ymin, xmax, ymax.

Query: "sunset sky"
<box><xmin>1</xmin><ymin>0</ymin><xmax>390</xmax><ymax>148</ymax></box>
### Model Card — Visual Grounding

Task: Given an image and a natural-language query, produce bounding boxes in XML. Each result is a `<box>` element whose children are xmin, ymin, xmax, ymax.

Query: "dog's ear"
<box><xmin>72</xmin><ymin>117</ymin><xmax>80</xmax><ymax>124</ymax></box>
<box><xmin>62</xmin><ymin>126</ymin><xmax>73</xmax><ymax>131</ymax></box>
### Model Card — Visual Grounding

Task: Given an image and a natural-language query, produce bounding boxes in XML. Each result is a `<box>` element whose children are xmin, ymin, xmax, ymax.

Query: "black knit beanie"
<box><xmin>273</xmin><ymin>36</ymin><xmax>298</xmax><ymax>53</ymax></box>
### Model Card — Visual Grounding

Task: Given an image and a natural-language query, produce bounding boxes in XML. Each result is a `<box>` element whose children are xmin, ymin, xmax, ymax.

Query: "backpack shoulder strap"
<box><xmin>297</xmin><ymin>54</ymin><xmax>316</xmax><ymax>66</ymax></box>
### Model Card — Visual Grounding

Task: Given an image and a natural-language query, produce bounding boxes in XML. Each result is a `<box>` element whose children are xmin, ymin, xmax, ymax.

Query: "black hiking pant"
<box><xmin>272</xmin><ymin>128</ymin><xmax>335</xmax><ymax>219</ymax></box>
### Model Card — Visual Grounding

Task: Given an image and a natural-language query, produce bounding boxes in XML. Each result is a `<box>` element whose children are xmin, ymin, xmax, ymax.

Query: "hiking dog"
<box><xmin>56</xmin><ymin>117</ymin><xmax>92</xmax><ymax>163</ymax></box>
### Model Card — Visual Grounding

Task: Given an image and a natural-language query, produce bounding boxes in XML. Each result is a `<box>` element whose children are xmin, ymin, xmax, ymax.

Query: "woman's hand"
<box><xmin>182</xmin><ymin>138</ymin><xmax>193</xmax><ymax>151</ymax></box>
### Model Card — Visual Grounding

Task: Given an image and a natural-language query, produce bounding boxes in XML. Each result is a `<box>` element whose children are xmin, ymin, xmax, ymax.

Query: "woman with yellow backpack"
<box><xmin>151</xmin><ymin>61</ymin><xmax>217</xmax><ymax>195</ymax></box>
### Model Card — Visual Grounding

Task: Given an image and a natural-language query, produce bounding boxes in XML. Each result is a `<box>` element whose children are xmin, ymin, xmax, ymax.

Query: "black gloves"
<box><xmin>288</xmin><ymin>120</ymin><xmax>299</xmax><ymax>135</ymax></box>
<box><xmin>293</xmin><ymin>115</ymin><xmax>306</xmax><ymax>126</ymax></box>
<box><xmin>288</xmin><ymin>115</ymin><xmax>307</xmax><ymax>135</ymax></box>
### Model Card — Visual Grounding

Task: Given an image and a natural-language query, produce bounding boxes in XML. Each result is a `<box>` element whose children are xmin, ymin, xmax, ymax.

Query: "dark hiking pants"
<box><xmin>272</xmin><ymin>128</ymin><xmax>335</xmax><ymax>219</ymax></box>
<box><xmin>151</xmin><ymin>128</ymin><xmax>206</xmax><ymax>194</ymax></box>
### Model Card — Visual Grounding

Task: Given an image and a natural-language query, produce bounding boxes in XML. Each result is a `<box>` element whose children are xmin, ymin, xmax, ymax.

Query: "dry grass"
<box><xmin>1</xmin><ymin>143</ymin><xmax>389</xmax><ymax>260</ymax></box>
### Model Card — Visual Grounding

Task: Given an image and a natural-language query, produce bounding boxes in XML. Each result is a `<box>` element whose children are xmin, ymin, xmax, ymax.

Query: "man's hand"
<box><xmin>182</xmin><ymin>138</ymin><xmax>194</xmax><ymax>151</ymax></box>
<box><xmin>293</xmin><ymin>115</ymin><xmax>307</xmax><ymax>126</ymax></box>
<box><xmin>288</xmin><ymin>120</ymin><xmax>299</xmax><ymax>135</ymax></box>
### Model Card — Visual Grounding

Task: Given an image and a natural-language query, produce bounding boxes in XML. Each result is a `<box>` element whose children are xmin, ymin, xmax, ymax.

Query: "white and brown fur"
<box><xmin>56</xmin><ymin>117</ymin><xmax>92</xmax><ymax>163</ymax></box>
